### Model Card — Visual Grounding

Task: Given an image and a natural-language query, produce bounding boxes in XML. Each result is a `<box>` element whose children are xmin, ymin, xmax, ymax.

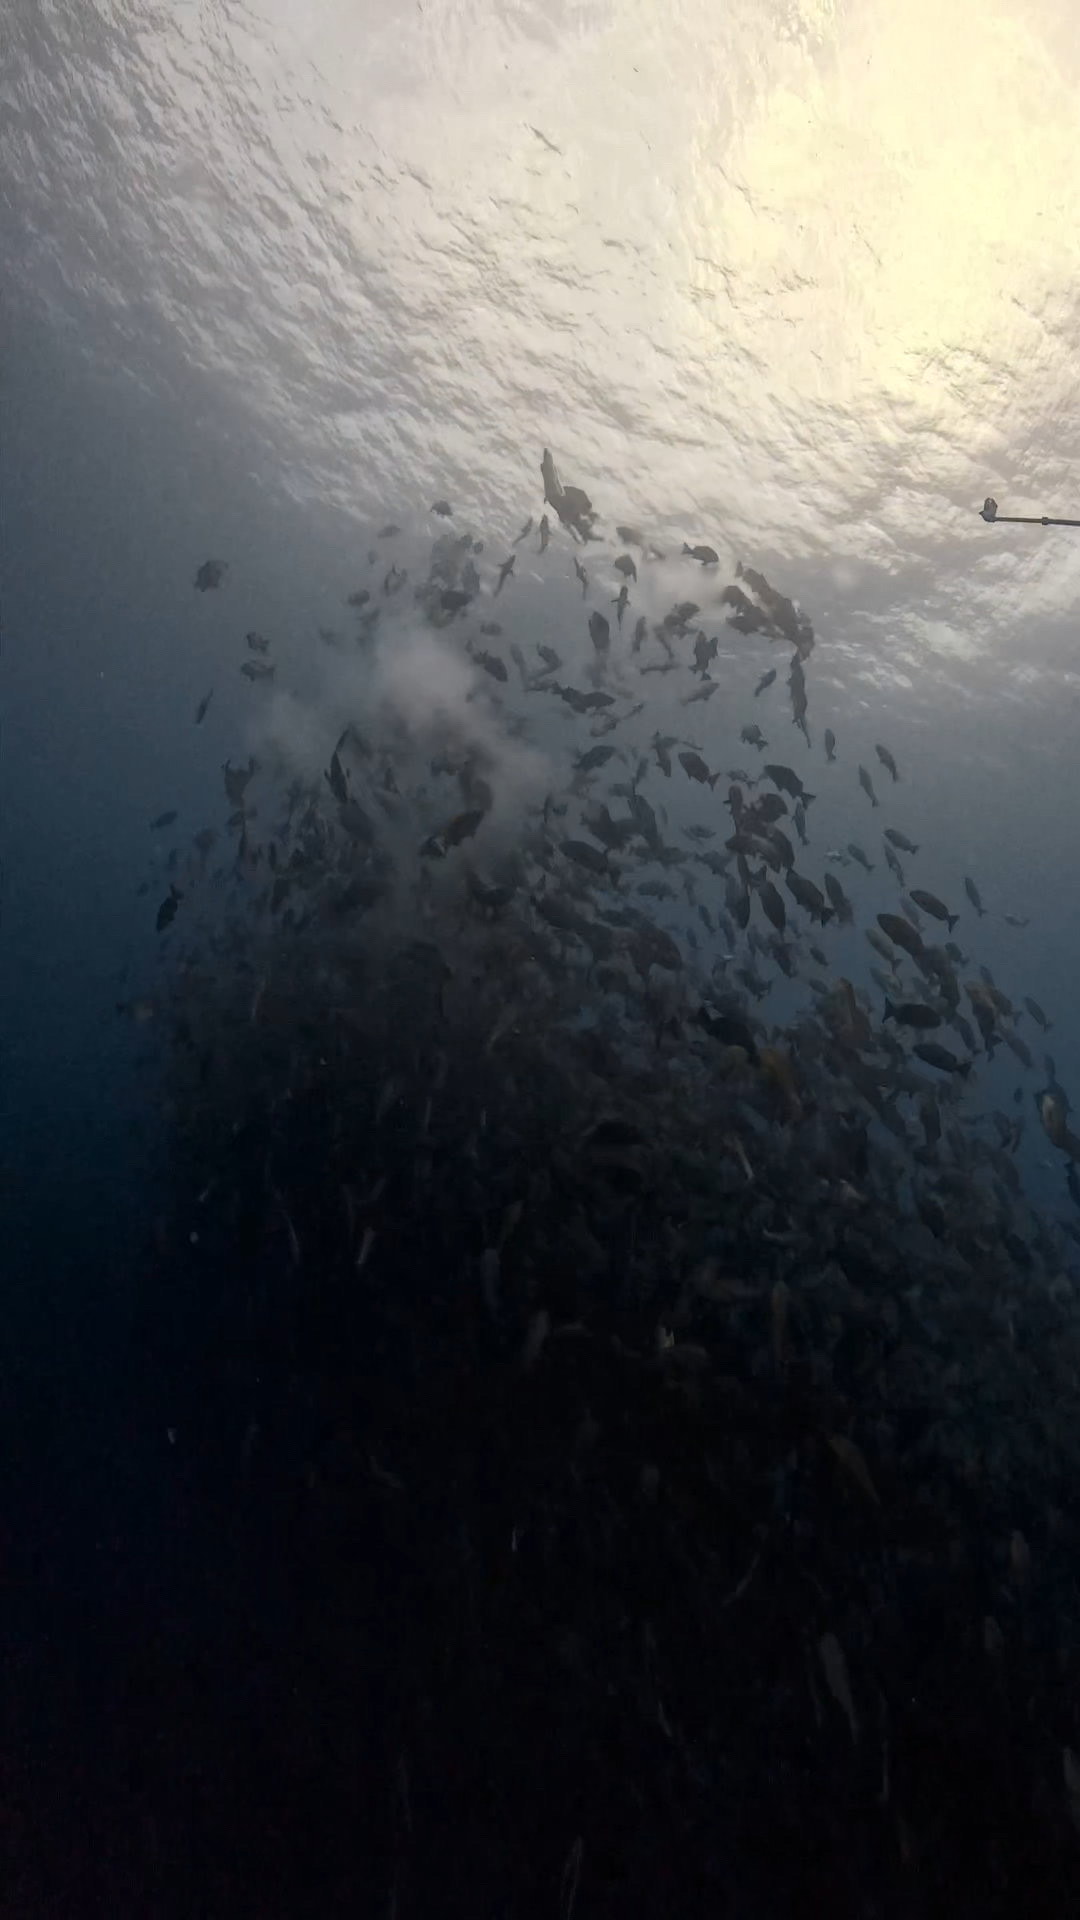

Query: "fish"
<box><xmin>194</xmin><ymin>559</ymin><xmax>227</xmax><ymax>591</ymax></box>
<box><xmin>793</xmin><ymin>802</ymin><xmax>808</xmax><ymax>846</ymax></box>
<box><xmin>913</xmin><ymin>1042</ymin><xmax>971</xmax><ymax>1077</ymax></box>
<box><xmin>740</xmin><ymin>724</ymin><xmax>767</xmax><ymax>750</ymax></box>
<box><xmin>554</xmin><ymin>686</ymin><xmax>616</xmax><ymax>714</ymax></box>
<box><xmin>785</xmin><ymin>871</ymin><xmax>832</xmax><ymax>923</ymax></box>
<box><xmin>240</xmin><ymin>660</ymin><xmax>275</xmax><ymax>681</ymax></box>
<box><xmin>883</xmin><ymin>844</ymin><xmax>905</xmax><ymax>885</ymax></box>
<box><xmin>611</xmin><ymin>584</ymin><xmax>630</xmax><ymax>627</ymax></box>
<box><xmin>574</xmin><ymin>744</ymin><xmax>618</xmax><ymax>774</ymax></box>
<box><xmin>847</xmin><ymin>843</ymin><xmax>874</xmax><ymax>872</ymax></box>
<box><xmin>857</xmin><ymin>765</ymin><xmax>879</xmax><ymax>808</ymax></box>
<box><xmin>867</xmin><ymin>929</ymin><xmax>897</xmax><ymax>965</ymax></box>
<box><xmin>150</xmin><ymin>809</ymin><xmax>178</xmax><ymax>831</ymax></box>
<box><xmin>884</xmin><ymin>829</ymin><xmax>919</xmax><ymax>855</ymax></box>
<box><xmin>682</xmin><ymin>543</ymin><xmax>719</xmax><ymax>564</ymax></box>
<box><xmin>632</xmin><ymin>616</ymin><xmax>648</xmax><ymax>654</ymax></box>
<box><xmin>539</xmin><ymin>515</ymin><xmax>551</xmax><ymax>551</ymax></box>
<box><xmin>824</xmin><ymin>728</ymin><xmax>837</xmax><ymax>762</ymax></box>
<box><xmin>588</xmin><ymin>612</ymin><xmax>611</xmax><ymax>654</ymax></box>
<box><xmin>345</xmin><ymin>589</ymin><xmax>370</xmax><ymax>608</ymax></box>
<box><xmin>495</xmin><ymin>555</ymin><xmax>516</xmax><ymax>594</ymax></box>
<box><xmin>155</xmin><ymin>883</ymin><xmax>182</xmax><ymax>931</ymax></box>
<box><xmin>754</xmin><ymin>670</ymin><xmax>776</xmax><ymax>697</ymax></box>
<box><xmin>823</xmin><ymin>873</ymin><xmax>853</xmax><ymax>924</ymax></box>
<box><xmin>537</xmin><ymin>643</ymin><xmax>562</xmax><ymax>670</ymax></box>
<box><xmin>1024</xmin><ymin>997</ymin><xmax>1051</xmax><ymax>1031</ymax></box>
<box><xmin>757</xmin><ymin>880</ymin><xmax>787</xmax><ymax>933</ymax></box>
<box><xmin>379</xmin><ymin>523</ymin><xmax>401</xmax><ymax>537</ymax></box>
<box><xmin>560</xmin><ymin>839</ymin><xmax>611</xmax><ymax>875</ymax></box>
<box><xmin>512</xmin><ymin>517</ymin><xmax>533</xmax><ymax>544</ymax></box>
<box><xmin>692</xmin><ymin>632</ymin><xmax>718</xmax><ymax>675</ymax></box>
<box><xmin>223</xmin><ymin>757</ymin><xmax>257</xmax><ymax>807</ymax></box>
<box><xmin>325</xmin><ymin>751</ymin><xmax>349</xmax><ymax>806</ymax></box>
<box><xmin>614</xmin><ymin>553</ymin><xmax>637</xmax><ymax>581</ymax></box>
<box><xmin>440</xmin><ymin>589</ymin><xmax>472</xmax><ymax>613</ymax></box>
<box><xmin>574</xmin><ymin>558</ymin><xmax>589</xmax><ymax>597</ymax></box>
<box><xmin>877</xmin><ymin>913</ymin><xmax>925</xmax><ymax>962</ymax></box>
<box><xmin>383</xmin><ymin>565</ymin><xmax>407</xmax><ymax>594</ymax></box>
<box><xmin>1002</xmin><ymin>1029</ymin><xmax>1034</xmax><ymax>1069</ymax></box>
<box><xmin>245</xmin><ymin>630</ymin><xmax>269</xmax><ymax>653</ymax></box>
<box><xmin>964</xmin><ymin>876</ymin><xmax>985</xmax><ymax>917</ymax></box>
<box><xmin>678</xmin><ymin>751</ymin><xmax>715</xmax><ymax>786</ymax></box>
<box><xmin>909</xmin><ymin>889</ymin><xmax>958</xmax><ymax>932</ymax></box>
<box><xmin>883</xmin><ymin>999</ymin><xmax>941</xmax><ymax>1030</ymax></box>
<box><xmin>431</xmin><ymin>499</ymin><xmax>453</xmax><ymax>516</ymax></box>
<box><xmin>474</xmin><ymin>650</ymin><xmax>508</xmax><ymax>682</ymax></box>
<box><xmin>763</xmin><ymin>764</ymin><xmax>813</xmax><ymax>802</ymax></box>
<box><xmin>874</xmin><ymin>744</ymin><xmax>899</xmax><ymax>782</ymax></box>
<box><xmin>1003</xmin><ymin>913</ymin><xmax>1030</xmax><ymax>928</ymax></box>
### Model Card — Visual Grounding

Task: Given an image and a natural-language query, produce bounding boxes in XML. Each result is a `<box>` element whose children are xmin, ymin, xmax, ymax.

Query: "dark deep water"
<box><xmin>8</xmin><ymin>7</ymin><xmax>1080</xmax><ymax>1915</ymax></box>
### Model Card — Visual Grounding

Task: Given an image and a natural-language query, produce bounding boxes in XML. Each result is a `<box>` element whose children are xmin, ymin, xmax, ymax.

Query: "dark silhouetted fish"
<box><xmin>858</xmin><ymin>765</ymin><xmax>879</xmax><ymax>807</ymax></box>
<box><xmin>538</xmin><ymin>515</ymin><xmax>551</xmax><ymax>551</ymax></box>
<box><xmin>155</xmin><ymin>883</ymin><xmax>182</xmax><ymax>931</ymax></box>
<box><xmin>682</xmin><ymin>543</ymin><xmax>718</xmax><ymax>564</ymax></box>
<box><xmin>431</xmin><ymin>499</ymin><xmax>452</xmax><ymax>516</ymax></box>
<box><xmin>847</xmin><ymin>843</ymin><xmax>873</xmax><ymax>871</ymax></box>
<box><xmin>884</xmin><ymin>828</ymin><xmax>918</xmax><ymax>854</ymax></box>
<box><xmin>823</xmin><ymin>872</ymin><xmax>853</xmax><ymax>923</ymax></box>
<box><xmin>764</xmin><ymin>764</ymin><xmax>813</xmax><ymax>801</ymax></box>
<box><xmin>495</xmin><ymin>555</ymin><xmax>516</xmax><ymax>594</ymax></box>
<box><xmin>1024</xmin><ymin>997</ymin><xmax>1051</xmax><ymax>1031</ymax></box>
<box><xmin>194</xmin><ymin>559</ymin><xmax>227</xmax><ymax>591</ymax></box>
<box><xmin>741</xmin><ymin>724</ymin><xmax>767</xmax><ymax>750</ymax></box>
<box><xmin>786</xmin><ymin>871</ymin><xmax>832</xmax><ymax>923</ymax></box>
<box><xmin>325</xmin><ymin>751</ymin><xmax>349</xmax><ymax>805</ymax></box>
<box><xmin>964</xmin><ymin>876</ymin><xmax>985</xmax><ymax>916</ymax></box>
<box><xmin>913</xmin><ymin>1042</ymin><xmax>970</xmax><ymax>1077</ymax></box>
<box><xmin>150</xmin><ymin>809</ymin><xmax>178</xmax><ymax>831</ymax></box>
<box><xmin>612</xmin><ymin>584</ymin><xmax>630</xmax><ymax>627</ymax></box>
<box><xmin>824</xmin><ymin>728</ymin><xmax>837</xmax><ymax>761</ymax></box>
<box><xmin>512</xmin><ymin>517</ymin><xmax>533</xmax><ymax>545</ymax></box>
<box><xmin>884</xmin><ymin>999</ymin><xmax>941</xmax><ymax>1030</ymax></box>
<box><xmin>678</xmin><ymin>751</ymin><xmax>715</xmax><ymax>787</ymax></box>
<box><xmin>475</xmin><ymin>650</ymin><xmax>508</xmax><ymax>682</ymax></box>
<box><xmin>614</xmin><ymin>553</ymin><xmax>637</xmax><ymax>581</ymax></box>
<box><xmin>554</xmin><ymin>685</ymin><xmax>615</xmax><ymax>714</ymax></box>
<box><xmin>589</xmin><ymin>611</ymin><xmax>611</xmax><ymax>654</ymax></box>
<box><xmin>875</xmin><ymin>744</ymin><xmax>899</xmax><ymax>781</ymax></box>
<box><xmin>909</xmin><ymin>889</ymin><xmax>957</xmax><ymax>932</ymax></box>
<box><xmin>754</xmin><ymin>669</ymin><xmax>776</xmax><ymax>697</ymax></box>
<box><xmin>194</xmin><ymin>688</ymin><xmax>214</xmax><ymax>725</ymax></box>
<box><xmin>246</xmin><ymin>630</ymin><xmax>269</xmax><ymax>653</ymax></box>
<box><xmin>877</xmin><ymin>913</ymin><xmax>925</xmax><ymax>962</ymax></box>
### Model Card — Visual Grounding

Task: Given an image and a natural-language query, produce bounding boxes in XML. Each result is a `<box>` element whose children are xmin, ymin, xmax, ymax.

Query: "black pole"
<box><xmin>980</xmin><ymin>496</ymin><xmax>1080</xmax><ymax>527</ymax></box>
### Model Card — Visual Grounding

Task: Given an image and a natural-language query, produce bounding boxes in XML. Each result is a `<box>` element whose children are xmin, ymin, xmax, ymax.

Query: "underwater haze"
<box><xmin>7</xmin><ymin>3</ymin><xmax>1080</xmax><ymax>1916</ymax></box>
